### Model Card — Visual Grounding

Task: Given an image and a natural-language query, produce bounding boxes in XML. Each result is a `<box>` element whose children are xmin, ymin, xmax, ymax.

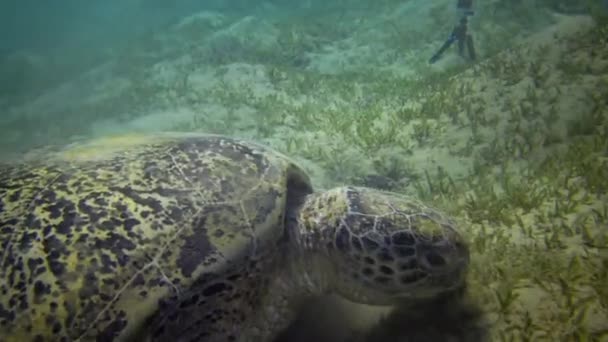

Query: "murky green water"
<box><xmin>1</xmin><ymin>0</ymin><xmax>607</xmax><ymax>341</ymax></box>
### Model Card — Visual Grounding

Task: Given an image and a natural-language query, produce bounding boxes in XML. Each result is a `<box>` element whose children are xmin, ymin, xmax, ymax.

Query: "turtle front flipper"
<box><xmin>141</xmin><ymin>264</ymin><xmax>260</xmax><ymax>341</ymax></box>
<box><xmin>139</xmin><ymin>241</ymin><xmax>302</xmax><ymax>342</ymax></box>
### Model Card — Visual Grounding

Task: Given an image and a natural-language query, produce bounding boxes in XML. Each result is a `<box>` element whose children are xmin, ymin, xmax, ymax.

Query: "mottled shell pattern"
<box><xmin>0</xmin><ymin>133</ymin><xmax>312</xmax><ymax>342</ymax></box>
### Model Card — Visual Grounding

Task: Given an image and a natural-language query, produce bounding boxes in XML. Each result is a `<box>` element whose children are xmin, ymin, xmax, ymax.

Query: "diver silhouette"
<box><xmin>429</xmin><ymin>0</ymin><xmax>476</xmax><ymax>64</ymax></box>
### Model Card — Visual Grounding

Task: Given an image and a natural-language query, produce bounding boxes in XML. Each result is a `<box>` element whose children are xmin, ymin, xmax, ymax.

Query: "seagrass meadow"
<box><xmin>1</xmin><ymin>0</ymin><xmax>608</xmax><ymax>341</ymax></box>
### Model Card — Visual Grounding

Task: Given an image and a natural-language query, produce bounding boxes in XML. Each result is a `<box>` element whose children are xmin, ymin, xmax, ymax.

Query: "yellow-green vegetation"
<box><xmin>174</xmin><ymin>16</ymin><xmax>608</xmax><ymax>340</ymax></box>
<box><xmin>398</xmin><ymin>18</ymin><xmax>608</xmax><ymax>341</ymax></box>
<box><xmin>404</xmin><ymin>20</ymin><xmax>608</xmax><ymax>341</ymax></box>
<box><xmin>1</xmin><ymin>1</ymin><xmax>607</xmax><ymax>340</ymax></box>
<box><xmin>455</xmin><ymin>137</ymin><xmax>608</xmax><ymax>340</ymax></box>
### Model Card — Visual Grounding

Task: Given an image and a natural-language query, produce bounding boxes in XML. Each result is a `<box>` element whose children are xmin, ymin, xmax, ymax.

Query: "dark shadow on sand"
<box><xmin>275</xmin><ymin>286</ymin><xmax>489</xmax><ymax>342</ymax></box>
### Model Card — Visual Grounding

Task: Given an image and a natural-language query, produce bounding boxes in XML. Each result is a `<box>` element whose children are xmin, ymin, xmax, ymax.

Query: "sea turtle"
<box><xmin>0</xmin><ymin>132</ymin><xmax>469</xmax><ymax>342</ymax></box>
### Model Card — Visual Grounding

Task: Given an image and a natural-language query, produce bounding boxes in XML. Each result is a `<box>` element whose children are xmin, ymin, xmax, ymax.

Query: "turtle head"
<box><xmin>295</xmin><ymin>186</ymin><xmax>469</xmax><ymax>306</ymax></box>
